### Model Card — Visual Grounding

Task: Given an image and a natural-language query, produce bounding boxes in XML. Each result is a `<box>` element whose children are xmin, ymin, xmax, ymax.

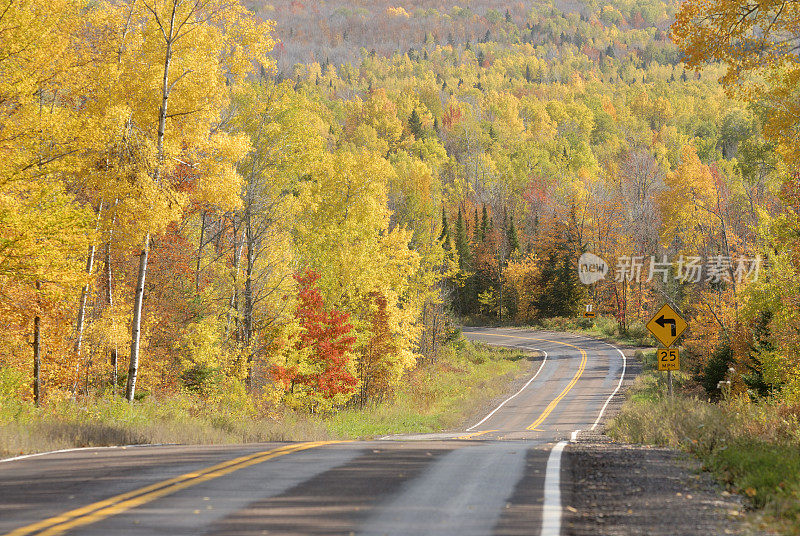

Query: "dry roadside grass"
<box><xmin>608</xmin><ymin>354</ymin><xmax>800</xmax><ymax>535</ymax></box>
<box><xmin>0</xmin><ymin>394</ymin><xmax>332</xmax><ymax>459</ymax></box>
<box><xmin>1</xmin><ymin>339</ymin><xmax>529</xmax><ymax>458</ymax></box>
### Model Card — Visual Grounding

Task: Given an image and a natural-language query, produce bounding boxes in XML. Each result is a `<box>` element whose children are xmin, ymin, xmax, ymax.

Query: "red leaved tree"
<box><xmin>272</xmin><ymin>270</ymin><xmax>357</xmax><ymax>409</ymax></box>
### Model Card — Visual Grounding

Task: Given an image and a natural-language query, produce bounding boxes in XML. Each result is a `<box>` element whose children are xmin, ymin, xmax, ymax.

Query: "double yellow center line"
<box><xmin>465</xmin><ymin>333</ymin><xmax>588</xmax><ymax>433</ymax></box>
<box><xmin>6</xmin><ymin>441</ymin><xmax>339</xmax><ymax>536</ymax></box>
<box><xmin>527</xmin><ymin>343</ymin><xmax>586</xmax><ymax>431</ymax></box>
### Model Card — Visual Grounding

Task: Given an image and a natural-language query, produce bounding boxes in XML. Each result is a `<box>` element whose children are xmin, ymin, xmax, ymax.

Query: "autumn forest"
<box><xmin>2</xmin><ymin>0</ymin><xmax>799</xmax><ymax>419</ymax></box>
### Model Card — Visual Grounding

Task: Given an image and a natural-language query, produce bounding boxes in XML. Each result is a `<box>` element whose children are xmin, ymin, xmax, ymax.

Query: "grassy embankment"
<box><xmin>608</xmin><ymin>350</ymin><xmax>800</xmax><ymax>535</ymax></box>
<box><xmin>533</xmin><ymin>315</ymin><xmax>653</xmax><ymax>346</ymax></box>
<box><xmin>0</xmin><ymin>338</ymin><xmax>530</xmax><ymax>458</ymax></box>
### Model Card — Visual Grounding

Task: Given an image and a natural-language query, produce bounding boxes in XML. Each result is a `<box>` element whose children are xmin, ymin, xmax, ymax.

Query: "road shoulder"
<box><xmin>563</xmin><ymin>431</ymin><xmax>753</xmax><ymax>535</ymax></box>
<box><xmin>561</xmin><ymin>345</ymin><xmax>758</xmax><ymax>536</ymax></box>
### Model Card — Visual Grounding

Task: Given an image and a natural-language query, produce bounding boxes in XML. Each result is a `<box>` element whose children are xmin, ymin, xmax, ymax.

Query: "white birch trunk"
<box><xmin>127</xmin><ymin>4</ymin><xmax>177</xmax><ymax>401</ymax></box>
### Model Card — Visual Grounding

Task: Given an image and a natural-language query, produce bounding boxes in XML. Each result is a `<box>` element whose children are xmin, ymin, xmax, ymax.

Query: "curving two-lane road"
<box><xmin>0</xmin><ymin>328</ymin><xmax>630</xmax><ymax>536</ymax></box>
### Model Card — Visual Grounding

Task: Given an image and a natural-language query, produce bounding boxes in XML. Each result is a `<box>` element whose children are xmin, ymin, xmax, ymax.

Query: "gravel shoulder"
<box><xmin>563</xmin><ymin>433</ymin><xmax>753</xmax><ymax>536</ymax></box>
<box><xmin>562</xmin><ymin>346</ymin><xmax>759</xmax><ymax>536</ymax></box>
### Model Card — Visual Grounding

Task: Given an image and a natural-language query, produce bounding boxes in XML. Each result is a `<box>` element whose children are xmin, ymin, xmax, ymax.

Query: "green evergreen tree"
<box><xmin>740</xmin><ymin>311</ymin><xmax>779</xmax><ymax>398</ymax></box>
<box><xmin>481</xmin><ymin>204</ymin><xmax>489</xmax><ymax>239</ymax></box>
<box><xmin>439</xmin><ymin>207</ymin><xmax>449</xmax><ymax>242</ymax></box>
<box><xmin>700</xmin><ymin>341</ymin><xmax>734</xmax><ymax>399</ymax></box>
<box><xmin>439</xmin><ymin>207</ymin><xmax>453</xmax><ymax>253</ymax></box>
<box><xmin>535</xmin><ymin>252</ymin><xmax>559</xmax><ymax>317</ymax></box>
<box><xmin>453</xmin><ymin>207</ymin><xmax>476</xmax><ymax>314</ymax></box>
<box><xmin>507</xmin><ymin>215</ymin><xmax>520</xmax><ymax>254</ymax></box>
<box><xmin>535</xmin><ymin>247</ymin><xmax>584</xmax><ymax>318</ymax></box>
<box><xmin>444</xmin><ymin>226</ymin><xmax>454</xmax><ymax>252</ymax></box>
<box><xmin>455</xmin><ymin>208</ymin><xmax>472</xmax><ymax>270</ymax></box>
<box><xmin>557</xmin><ymin>254</ymin><xmax>581</xmax><ymax>315</ymax></box>
<box><xmin>474</xmin><ymin>208</ymin><xmax>481</xmax><ymax>242</ymax></box>
<box><xmin>408</xmin><ymin>109</ymin><xmax>424</xmax><ymax>140</ymax></box>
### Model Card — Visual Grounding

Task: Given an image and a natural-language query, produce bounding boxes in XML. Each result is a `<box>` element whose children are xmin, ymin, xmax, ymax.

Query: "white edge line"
<box><xmin>465</xmin><ymin>349</ymin><xmax>548</xmax><ymax>431</ymax></box>
<box><xmin>540</xmin><ymin>440</ymin><xmax>568</xmax><ymax>536</ymax></box>
<box><xmin>590</xmin><ymin>342</ymin><xmax>627</xmax><ymax>431</ymax></box>
<box><xmin>0</xmin><ymin>444</ymin><xmax>175</xmax><ymax>464</ymax></box>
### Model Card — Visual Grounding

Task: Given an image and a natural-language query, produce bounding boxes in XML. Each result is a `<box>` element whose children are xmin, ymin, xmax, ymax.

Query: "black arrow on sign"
<box><xmin>656</xmin><ymin>315</ymin><xmax>677</xmax><ymax>337</ymax></box>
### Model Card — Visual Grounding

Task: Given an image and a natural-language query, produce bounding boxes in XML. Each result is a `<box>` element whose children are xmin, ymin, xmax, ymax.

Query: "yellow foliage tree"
<box><xmin>294</xmin><ymin>149</ymin><xmax>422</xmax><ymax>397</ymax></box>
<box><xmin>82</xmin><ymin>0</ymin><xmax>275</xmax><ymax>400</ymax></box>
<box><xmin>672</xmin><ymin>0</ymin><xmax>800</xmax><ymax>164</ymax></box>
<box><xmin>0</xmin><ymin>0</ymin><xmax>98</xmax><ymax>400</ymax></box>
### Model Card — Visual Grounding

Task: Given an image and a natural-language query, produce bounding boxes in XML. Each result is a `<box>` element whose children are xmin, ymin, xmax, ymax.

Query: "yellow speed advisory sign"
<box><xmin>657</xmin><ymin>348</ymin><xmax>680</xmax><ymax>371</ymax></box>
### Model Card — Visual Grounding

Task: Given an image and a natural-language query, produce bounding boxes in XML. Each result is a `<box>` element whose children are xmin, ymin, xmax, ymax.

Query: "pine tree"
<box><xmin>481</xmin><ymin>205</ymin><xmax>489</xmax><ymax>240</ymax></box>
<box><xmin>453</xmin><ymin>207</ymin><xmax>477</xmax><ymax>314</ymax></box>
<box><xmin>507</xmin><ymin>216</ymin><xmax>520</xmax><ymax>255</ymax></box>
<box><xmin>557</xmin><ymin>254</ymin><xmax>581</xmax><ymax>316</ymax></box>
<box><xmin>455</xmin><ymin>208</ymin><xmax>472</xmax><ymax>270</ymax></box>
<box><xmin>444</xmin><ymin>227</ymin><xmax>454</xmax><ymax>252</ymax></box>
<box><xmin>474</xmin><ymin>208</ymin><xmax>481</xmax><ymax>242</ymax></box>
<box><xmin>439</xmin><ymin>207</ymin><xmax>450</xmax><ymax>245</ymax></box>
<box><xmin>408</xmin><ymin>109</ymin><xmax>424</xmax><ymax>140</ymax></box>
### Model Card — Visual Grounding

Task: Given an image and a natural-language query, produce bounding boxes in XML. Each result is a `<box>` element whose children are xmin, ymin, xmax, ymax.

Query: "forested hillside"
<box><xmin>1</xmin><ymin>0</ymin><xmax>797</xmax><ymax>416</ymax></box>
<box><xmin>248</xmin><ymin>0</ymin><xmax>678</xmax><ymax>71</ymax></box>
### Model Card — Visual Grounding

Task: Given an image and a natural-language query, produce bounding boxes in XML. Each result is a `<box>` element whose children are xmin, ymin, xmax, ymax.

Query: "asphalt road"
<box><xmin>0</xmin><ymin>328</ymin><xmax>628</xmax><ymax>536</ymax></box>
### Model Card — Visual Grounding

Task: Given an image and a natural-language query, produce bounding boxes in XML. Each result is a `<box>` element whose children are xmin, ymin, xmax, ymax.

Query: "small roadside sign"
<box><xmin>657</xmin><ymin>348</ymin><xmax>680</xmax><ymax>371</ymax></box>
<box><xmin>583</xmin><ymin>304</ymin><xmax>595</xmax><ymax>318</ymax></box>
<box><xmin>646</xmin><ymin>303</ymin><xmax>687</xmax><ymax>347</ymax></box>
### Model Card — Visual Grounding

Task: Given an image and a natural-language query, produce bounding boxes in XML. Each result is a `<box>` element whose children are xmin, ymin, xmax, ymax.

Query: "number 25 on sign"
<box><xmin>657</xmin><ymin>348</ymin><xmax>679</xmax><ymax>371</ymax></box>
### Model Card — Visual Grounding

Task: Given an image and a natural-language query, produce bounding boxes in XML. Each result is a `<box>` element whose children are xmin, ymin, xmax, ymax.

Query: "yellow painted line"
<box><xmin>467</xmin><ymin>332</ymin><xmax>588</xmax><ymax>432</ymax></box>
<box><xmin>5</xmin><ymin>441</ymin><xmax>339</xmax><ymax>536</ymax></box>
<box><xmin>455</xmin><ymin>430</ymin><xmax>497</xmax><ymax>440</ymax></box>
<box><xmin>527</xmin><ymin>346</ymin><xmax>586</xmax><ymax>430</ymax></box>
